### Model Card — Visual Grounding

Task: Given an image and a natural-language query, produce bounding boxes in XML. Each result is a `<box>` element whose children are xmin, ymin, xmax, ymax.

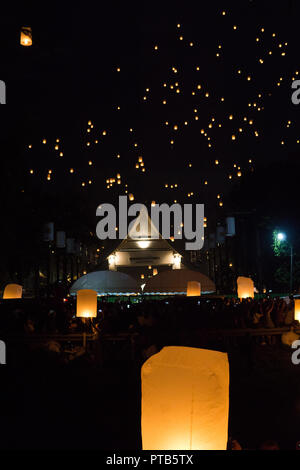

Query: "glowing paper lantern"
<box><xmin>3</xmin><ymin>284</ymin><xmax>22</xmax><ymax>299</ymax></box>
<box><xmin>294</xmin><ymin>299</ymin><xmax>300</xmax><ymax>322</ymax></box>
<box><xmin>20</xmin><ymin>27</ymin><xmax>32</xmax><ymax>46</ymax></box>
<box><xmin>141</xmin><ymin>346</ymin><xmax>229</xmax><ymax>450</ymax></box>
<box><xmin>187</xmin><ymin>281</ymin><xmax>201</xmax><ymax>297</ymax></box>
<box><xmin>237</xmin><ymin>276</ymin><xmax>254</xmax><ymax>299</ymax></box>
<box><xmin>76</xmin><ymin>289</ymin><xmax>97</xmax><ymax>318</ymax></box>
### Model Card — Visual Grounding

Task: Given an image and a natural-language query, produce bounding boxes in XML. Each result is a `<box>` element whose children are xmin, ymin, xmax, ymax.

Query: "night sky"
<box><xmin>0</xmin><ymin>0</ymin><xmax>299</xmax><ymax>235</ymax></box>
<box><xmin>1</xmin><ymin>3</ymin><xmax>300</xmax><ymax>451</ymax></box>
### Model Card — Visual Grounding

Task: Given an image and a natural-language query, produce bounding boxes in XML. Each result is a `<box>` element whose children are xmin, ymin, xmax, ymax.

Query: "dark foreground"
<box><xmin>0</xmin><ymin>341</ymin><xmax>299</xmax><ymax>451</ymax></box>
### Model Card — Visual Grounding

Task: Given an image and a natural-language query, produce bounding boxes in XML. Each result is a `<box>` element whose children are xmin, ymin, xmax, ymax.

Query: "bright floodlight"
<box><xmin>137</xmin><ymin>240</ymin><xmax>150</xmax><ymax>249</ymax></box>
<box><xmin>277</xmin><ymin>232</ymin><xmax>286</xmax><ymax>241</ymax></box>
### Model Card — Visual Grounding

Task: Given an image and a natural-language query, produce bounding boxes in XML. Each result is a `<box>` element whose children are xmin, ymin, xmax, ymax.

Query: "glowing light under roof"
<box><xmin>137</xmin><ymin>240</ymin><xmax>151</xmax><ymax>249</ymax></box>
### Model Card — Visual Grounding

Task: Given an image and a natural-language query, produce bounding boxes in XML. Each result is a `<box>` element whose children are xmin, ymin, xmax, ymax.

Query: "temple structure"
<box><xmin>106</xmin><ymin>210</ymin><xmax>183</xmax><ymax>276</ymax></box>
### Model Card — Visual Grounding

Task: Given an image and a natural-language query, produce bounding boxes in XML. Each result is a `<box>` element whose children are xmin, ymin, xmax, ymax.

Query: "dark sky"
<box><xmin>0</xmin><ymin>0</ymin><xmax>299</xmax><ymax>225</ymax></box>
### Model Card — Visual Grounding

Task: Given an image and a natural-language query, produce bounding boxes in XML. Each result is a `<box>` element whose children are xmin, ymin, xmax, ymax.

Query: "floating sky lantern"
<box><xmin>3</xmin><ymin>284</ymin><xmax>22</xmax><ymax>299</ymax></box>
<box><xmin>20</xmin><ymin>26</ymin><xmax>32</xmax><ymax>46</ymax></box>
<box><xmin>187</xmin><ymin>281</ymin><xmax>201</xmax><ymax>297</ymax></box>
<box><xmin>294</xmin><ymin>299</ymin><xmax>300</xmax><ymax>322</ymax></box>
<box><xmin>141</xmin><ymin>346</ymin><xmax>229</xmax><ymax>450</ymax></box>
<box><xmin>237</xmin><ymin>276</ymin><xmax>254</xmax><ymax>299</ymax></box>
<box><xmin>76</xmin><ymin>289</ymin><xmax>97</xmax><ymax>318</ymax></box>
<box><xmin>76</xmin><ymin>289</ymin><xmax>97</xmax><ymax>350</ymax></box>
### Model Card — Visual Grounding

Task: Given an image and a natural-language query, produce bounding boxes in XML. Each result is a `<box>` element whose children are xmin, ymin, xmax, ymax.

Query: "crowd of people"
<box><xmin>0</xmin><ymin>297</ymin><xmax>73</xmax><ymax>335</ymax></box>
<box><xmin>0</xmin><ymin>294</ymin><xmax>297</xmax><ymax>363</ymax></box>
<box><xmin>0</xmin><ymin>294</ymin><xmax>296</xmax><ymax>337</ymax></box>
<box><xmin>0</xmin><ymin>294</ymin><xmax>298</xmax><ymax>451</ymax></box>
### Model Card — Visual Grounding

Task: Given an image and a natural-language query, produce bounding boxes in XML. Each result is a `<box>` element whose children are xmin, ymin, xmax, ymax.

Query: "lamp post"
<box><xmin>277</xmin><ymin>232</ymin><xmax>293</xmax><ymax>294</ymax></box>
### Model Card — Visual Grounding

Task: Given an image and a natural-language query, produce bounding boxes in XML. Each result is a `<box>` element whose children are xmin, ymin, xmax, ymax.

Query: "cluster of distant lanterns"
<box><xmin>15</xmin><ymin>15</ymin><xmax>300</xmax><ymax>450</ymax></box>
<box><xmin>20</xmin><ymin>15</ymin><xmax>298</xmax><ymax>210</ymax></box>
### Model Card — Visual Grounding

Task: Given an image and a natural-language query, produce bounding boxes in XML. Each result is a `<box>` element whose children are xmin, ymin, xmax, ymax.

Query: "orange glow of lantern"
<box><xmin>76</xmin><ymin>289</ymin><xmax>97</xmax><ymax>318</ymax></box>
<box><xmin>3</xmin><ymin>284</ymin><xmax>22</xmax><ymax>299</ymax></box>
<box><xmin>141</xmin><ymin>346</ymin><xmax>229</xmax><ymax>450</ymax></box>
<box><xmin>237</xmin><ymin>276</ymin><xmax>254</xmax><ymax>299</ymax></box>
<box><xmin>186</xmin><ymin>281</ymin><xmax>201</xmax><ymax>297</ymax></box>
<box><xmin>20</xmin><ymin>27</ymin><xmax>32</xmax><ymax>46</ymax></box>
<box><xmin>294</xmin><ymin>299</ymin><xmax>300</xmax><ymax>322</ymax></box>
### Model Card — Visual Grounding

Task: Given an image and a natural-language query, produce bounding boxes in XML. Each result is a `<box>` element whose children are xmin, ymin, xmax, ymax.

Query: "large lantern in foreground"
<box><xmin>141</xmin><ymin>346</ymin><xmax>229</xmax><ymax>450</ymax></box>
<box><xmin>76</xmin><ymin>289</ymin><xmax>97</xmax><ymax>318</ymax></box>
<box><xmin>3</xmin><ymin>284</ymin><xmax>22</xmax><ymax>299</ymax></box>
<box><xmin>187</xmin><ymin>281</ymin><xmax>201</xmax><ymax>297</ymax></box>
<box><xmin>294</xmin><ymin>299</ymin><xmax>300</xmax><ymax>322</ymax></box>
<box><xmin>237</xmin><ymin>276</ymin><xmax>254</xmax><ymax>299</ymax></box>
